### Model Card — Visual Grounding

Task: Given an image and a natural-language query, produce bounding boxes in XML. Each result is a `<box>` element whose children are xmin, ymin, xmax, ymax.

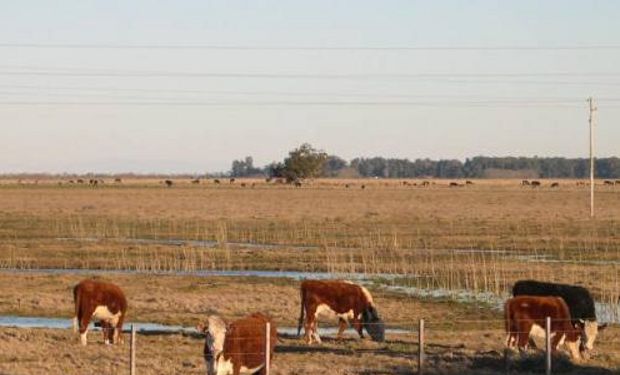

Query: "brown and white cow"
<box><xmin>197</xmin><ymin>313</ymin><xmax>277</xmax><ymax>375</ymax></box>
<box><xmin>297</xmin><ymin>280</ymin><xmax>384</xmax><ymax>344</ymax></box>
<box><xmin>73</xmin><ymin>279</ymin><xmax>128</xmax><ymax>346</ymax></box>
<box><xmin>505</xmin><ymin>296</ymin><xmax>582</xmax><ymax>360</ymax></box>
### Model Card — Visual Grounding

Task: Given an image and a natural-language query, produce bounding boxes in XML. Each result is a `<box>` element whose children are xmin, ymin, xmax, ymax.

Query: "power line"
<box><xmin>4</xmin><ymin>85</ymin><xmax>620</xmax><ymax>101</ymax></box>
<box><xmin>1</xmin><ymin>70</ymin><xmax>618</xmax><ymax>79</ymax></box>
<box><xmin>0</xmin><ymin>100</ymin><xmax>600</xmax><ymax>107</ymax></box>
<box><xmin>1</xmin><ymin>43</ymin><xmax>620</xmax><ymax>51</ymax></box>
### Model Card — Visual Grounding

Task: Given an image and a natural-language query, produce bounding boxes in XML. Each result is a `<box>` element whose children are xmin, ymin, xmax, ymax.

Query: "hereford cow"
<box><xmin>513</xmin><ymin>280</ymin><xmax>605</xmax><ymax>352</ymax></box>
<box><xmin>297</xmin><ymin>280</ymin><xmax>384</xmax><ymax>344</ymax></box>
<box><xmin>197</xmin><ymin>313</ymin><xmax>277</xmax><ymax>375</ymax></box>
<box><xmin>505</xmin><ymin>296</ymin><xmax>582</xmax><ymax>360</ymax></box>
<box><xmin>73</xmin><ymin>279</ymin><xmax>127</xmax><ymax>346</ymax></box>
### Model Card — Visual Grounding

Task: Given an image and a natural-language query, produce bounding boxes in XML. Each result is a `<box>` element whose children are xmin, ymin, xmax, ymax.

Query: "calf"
<box><xmin>197</xmin><ymin>313</ymin><xmax>277</xmax><ymax>375</ymax></box>
<box><xmin>513</xmin><ymin>280</ymin><xmax>605</xmax><ymax>352</ymax></box>
<box><xmin>297</xmin><ymin>280</ymin><xmax>384</xmax><ymax>344</ymax></box>
<box><xmin>73</xmin><ymin>279</ymin><xmax>127</xmax><ymax>345</ymax></box>
<box><xmin>505</xmin><ymin>296</ymin><xmax>582</xmax><ymax>360</ymax></box>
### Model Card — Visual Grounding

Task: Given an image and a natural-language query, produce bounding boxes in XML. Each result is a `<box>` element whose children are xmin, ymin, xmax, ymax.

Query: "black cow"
<box><xmin>512</xmin><ymin>280</ymin><xmax>606</xmax><ymax>352</ymax></box>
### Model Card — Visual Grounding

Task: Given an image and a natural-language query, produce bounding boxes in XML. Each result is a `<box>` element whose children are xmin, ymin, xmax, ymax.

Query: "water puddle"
<box><xmin>0</xmin><ymin>315</ymin><xmax>411</xmax><ymax>335</ymax></box>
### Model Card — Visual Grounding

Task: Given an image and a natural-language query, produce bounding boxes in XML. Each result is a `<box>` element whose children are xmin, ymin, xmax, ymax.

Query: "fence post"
<box><xmin>265</xmin><ymin>322</ymin><xmax>271</xmax><ymax>375</ymax></box>
<box><xmin>130</xmin><ymin>324</ymin><xmax>136</xmax><ymax>375</ymax></box>
<box><xmin>545</xmin><ymin>317</ymin><xmax>551</xmax><ymax>375</ymax></box>
<box><xmin>418</xmin><ymin>319</ymin><xmax>424</xmax><ymax>375</ymax></box>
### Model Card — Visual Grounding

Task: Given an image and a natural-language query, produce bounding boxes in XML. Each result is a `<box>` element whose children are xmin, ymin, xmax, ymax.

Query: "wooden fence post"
<box><xmin>130</xmin><ymin>324</ymin><xmax>136</xmax><ymax>375</ymax></box>
<box><xmin>418</xmin><ymin>319</ymin><xmax>424</xmax><ymax>375</ymax></box>
<box><xmin>265</xmin><ymin>322</ymin><xmax>271</xmax><ymax>375</ymax></box>
<box><xmin>545</xmin><ymin>317</ymin><xmax>551</xmax><ymax>375</ymax></box>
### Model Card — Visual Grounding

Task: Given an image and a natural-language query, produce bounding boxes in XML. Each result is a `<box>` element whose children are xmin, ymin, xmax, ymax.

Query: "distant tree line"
<box><xmin>229</xmin><ymin>144</ymin><xmax>620</xmax><ymax>179</ymax></box>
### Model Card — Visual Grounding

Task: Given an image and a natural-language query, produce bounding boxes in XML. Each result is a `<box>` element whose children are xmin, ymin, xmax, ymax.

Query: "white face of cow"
<box><xmin>198</xmin><ymin>316</ymin><xmax>227</xmax><ymax>375</ymax></box>
<box><xmin>581</xmin><ymin>320</ymin><xmax>599</xmax><ymax>351</ymax></box>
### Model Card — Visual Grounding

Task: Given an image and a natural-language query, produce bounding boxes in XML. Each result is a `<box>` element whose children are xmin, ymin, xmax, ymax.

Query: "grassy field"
<box><xmin>0</xmin><ymin>178</ymin><xmax>619</xmax><ymax>373</ymax></box>
<box><xmin>0</xmin><ymin>272</ymin><xmax>619</xmax><ymax>375</ymax></box>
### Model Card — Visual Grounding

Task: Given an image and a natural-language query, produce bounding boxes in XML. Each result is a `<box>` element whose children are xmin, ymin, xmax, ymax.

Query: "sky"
<box><xmin>0</xmin><ymin>0</ymin><xmax>619</xmax><ymax>174</ymax></box>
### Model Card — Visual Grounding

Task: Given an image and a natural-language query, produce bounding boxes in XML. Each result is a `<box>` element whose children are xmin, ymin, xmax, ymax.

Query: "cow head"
<box><xmin>362</xmin><ymin>306</ymin><xmax>385</xmax><ymax>342</ymax></box>
<box><xmin>578</xmin><ymin>319</ymin><xmax>606</xmax><ymax>351</ymax></box>
<box><xmin>197</xmin><ymin>315</ymin><xmax>227</xmax><ymax>375</ymax></box>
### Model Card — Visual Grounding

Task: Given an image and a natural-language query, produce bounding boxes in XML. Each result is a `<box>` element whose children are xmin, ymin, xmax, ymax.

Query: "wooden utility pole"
<box><xmin>588</xmin><ymin>97</ymin><xmax>597</xmax><ymax>218</ymax></box>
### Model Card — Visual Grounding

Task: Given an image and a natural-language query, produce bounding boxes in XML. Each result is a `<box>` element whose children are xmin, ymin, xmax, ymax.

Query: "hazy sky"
<box><xmin>1</xmin><ymin>1</ymin><xmax>619</xmax><ymax>173</ymax></box>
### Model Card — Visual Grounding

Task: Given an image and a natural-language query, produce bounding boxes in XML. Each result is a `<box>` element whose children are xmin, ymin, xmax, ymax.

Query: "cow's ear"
<box><xmin>598</xmin><ymin>323</ymin><xmax>608</xmax><ymax>331</ymax></box>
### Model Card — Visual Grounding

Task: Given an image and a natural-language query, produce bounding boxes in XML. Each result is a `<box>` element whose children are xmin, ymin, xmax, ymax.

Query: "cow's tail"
<box><xmin>297</xmin><ymin>286</ymin><xmax>306</xmax><ymax>337</ymax></box>
<box><xmin>72</xmin><ymin>285</ymin><xmax>80</xmax><ymax>333</ymax></box>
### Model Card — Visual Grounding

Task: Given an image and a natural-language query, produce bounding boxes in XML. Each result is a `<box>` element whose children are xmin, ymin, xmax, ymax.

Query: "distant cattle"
<box><xmin>345</xmin><ymin>184</ymin><xmax>350</xmax><ymax>188</ymax></box>
<box><xmin>229</xmin><ymin>178</ymin><xmax>236</xmax><ymax>184</ymax></box>
<box><xmin>164</xmin><ymin>180</ymin><xmax>173</xmax><ymax>187</ymax></box>
<box><xmin>505</xmin><ymin>296</ymin><xmax>582</xmax><ymax>360</ymax></box>
<box><xmin>297</xmin><ymin>280</ymin><xmax>384</xmax><ymax>344</ymax></box>
<box><xmin>604</xmin><ymin>180</ymin><xmax>614</xmax><ymax>186</ymax></box>
<box><xmin>73</xmin><ymin>279</ymin><xmax>127</xmax><ymax>346</ymax></box>
<box><xmin>361</xmin><ymin>184</ymin><xmax>366</xmax><ymax>190</ymax></box>
<box><xmin>576</xmin><ymin>181</ymin><xmax>586</xmax><ymax>186</ymax></box>
<box><xmin>197</xmin><ymin>313</ymin><xmax>277</xmax><ymax>375</ymax></box>
<box><xmin>114</xmin><ymin>178</ymin><xmax>122</xmax><ymax>183</ymax></box>
<box><xmin>550</xmin><ymin>182</ymin><xmax>560</xmax><ymax>188</ymax></box>
<box><xmin>265</xmin><ymin>177</ymin><xmax>272</xmax><ymax>183</ymax></box>
<box><xmin>77</xmin><ymin>179</ymin><xmax>84</xmax><ymax>184</ymax></box>
<box><xmin>530</xmin><ymin>180</ymin><xmax>541</xmax><ymax>187</ymax></box>
<box><xmin>240</xmin><ymin>183</ymin><xmax>247</xmax><ymax>188</ymax></box>
<box><xmin>465</xmin><ymin>180</ymin><xmax>473</xmax><ymax>185</ymax></box>
<box><xmin>192</xmin><ymin>179</ymin><xmax>201</xmax><ymax>184</ymax></box>
<box><xmin>89</xmin><ymin>179</ymin><xmax>98</xmax><ymax>186</ymax></box>
<box><xmin>513</xmin><ymin>280</ymin><xmax>605</xmax><ymax>352</ymax></box>
<box><xmin>214</xmin><ymin>179</ymin><xmax>221</xmax><ymax>184</ymax></box>
<box><xmin>294</xmin><ymin>181</ymin><xmax>302</xmax><ymax>188</ymax></box>
<box><xmin>616</xmin><ymin>180</ymin><xmax>620</xmax><ymax>185</ymax></box>
<box><xmin>521</xmin><ymin>180</ymin><xmax>530</xmax><ymax>186</ymax></box>
<box><xmin>421</xmin><ymin>181</ymin><xmax>430</xmax><ymax>187</ymax></box>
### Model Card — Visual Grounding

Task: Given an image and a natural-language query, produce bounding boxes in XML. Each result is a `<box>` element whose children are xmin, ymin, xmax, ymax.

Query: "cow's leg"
<box><xmin>114</xmin><ymin>314</ymin><xmax>125</xmax><ymax>344</ymax></box>
<box><xmin>336</xmin><ymin>318</ymin><xmax>348</xmax><ymax>340</ymax></box>
<box><xmin>304</xmin><ymin>305</ymin><xmax>318</xmax><ymax>344</ymax></box>
<box><xmin>516</xmin><ymin>323</ymin><xmax>531</xmax><ymax>353</ymax></box>
<box><xmin>311</xmin><ymin>320</ymin><xmax>321</xmax><ymax>344</ymax></box>
<box><xmin>351</xmin><ymin>318</ymin><xmax>364</xmax><ymax>339</ymax></box>
<box><xmin>78</xmin><ymin>305</ymin><xmax>95</xmax><ymax>346</ymax></box>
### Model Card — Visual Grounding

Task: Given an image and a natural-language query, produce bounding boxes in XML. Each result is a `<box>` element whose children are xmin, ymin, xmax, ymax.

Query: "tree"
<box><xmin>282</xmin><ymin>143</ymin><xmax>328</xmax><ymax>181</ymax></box>
<box><xmin>230</xmin><ymin>156</ymin><xmax>262</xmax><ymax>177</ymax></box>
<box><xmin>323</xmin><ymin>155</ymin><xmax>348</xmax><ymax>177</ymax></box>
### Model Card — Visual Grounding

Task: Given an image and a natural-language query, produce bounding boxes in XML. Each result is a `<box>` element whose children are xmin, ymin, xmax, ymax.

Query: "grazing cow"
<box><xmin>505</xmin><ymin>296</ymin><xmax>582</xmax><ymax>360</ymax></box>
<box><xmin>77</xmin><ymin>179</ymin><xmax>84</xmax><ymax>184</ymax></box>
<box><xmin>265</xmin><ymin>177</ymin><xmax>272</xmax><ymax>183</ymax></box>
<box><xmin>551</xmin><ymin>182</ymin><xmax>560</xmax><ymax>188</ymax></box>
<box><xmin>616</xmin><ymin>180</ymin><xmax>620</xmax><ymax>185</ymax></box>
<box><xmin>164</xmin><ymin>179</ymin><xmax>173</xmax><ymax>187</ymax></box>
<box><xmin>114</xmin><ymin>178</ymin><xmax>122</xmax><ymax>183</ymax></box>
<box><xmin>361</xmin><ymin>184</ymin><xmax>366</xmax><ymax>190</ymax></box>
<box><xmin>197</xmin><ymin>313</ymin><xmax>277</xmax><ymax>375</ymax></box>
<box><xmin>214</xmin><ymin>179</ymin><xmax>221</xmax><ymax>184</ymax></box>
<box><xmin>240</xmin><ymin>183</ymin><xmax>247</xmax><ymax>188</ymax></box>
<box><xmin>294</xmin><ymin>181</ymin><xmax>302</xmax><ymax>188</ymax></box>
<box><xmin>297</xmin><ymin>280</ymin><xmax>384</xmax><ymax>344</ymax></box>
<box><xmin>521</xmin><ymin>180</ymin><xmax>530</xmax><ymax>186</ymax></box>
<box><xmin>192</xmin><ymin>179</ymin><xmax>201</xmax><ymax>184</ymax></box>
<box><xmin>466</xmin><ymin>180</ymin><xmax>473</xmax><ymax>185</ymax></box>
<box><xmin>513</xmin><ymin>280</ymin><xmax>606</xmax><ymax>352</ymax></box>
<box><xmin>345</xmin><ymin>184</ymin><xmax>350</xmax><ymax>188</ymax></box>
<box><xmin>421</xmin><ymin>181</ymin><xmax>430</xmax><ymax>187</ymax></box>
<box><xmin>604</xmin><ymin>180</ymin><xmax>614</xmax><ymax>186</ymax></box>
<box><xmin>229</xmin><ymin>178</ymin><xmax>236</xmax><ymax>184</ymax></box>
<box><xmin>530</xmin><ymin>180</ymin><xmax>541</xmax><ymax>187</ymax></box>
<box><xmin>449</xmin><ymin>182</ymin><xmax>459</xmax><ymax>187</ymax></box>
<box><xmin>73</xmin><ymin>279</ymin><xmax>127</xmax><ymax>346</ymax></box>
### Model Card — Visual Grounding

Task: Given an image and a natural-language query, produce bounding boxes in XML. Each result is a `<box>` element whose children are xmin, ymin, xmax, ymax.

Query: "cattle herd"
<box><xmin>71</xmin><ymin>278</ymin><xmax>606</xmax><ymax>374</ymax></box>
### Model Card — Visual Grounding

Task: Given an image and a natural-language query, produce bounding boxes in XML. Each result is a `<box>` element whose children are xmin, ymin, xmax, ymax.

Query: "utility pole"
<box><xmin>588</xmin><ymin>97</ymin><xmax>597</xmax><ymax>218</ymax></box>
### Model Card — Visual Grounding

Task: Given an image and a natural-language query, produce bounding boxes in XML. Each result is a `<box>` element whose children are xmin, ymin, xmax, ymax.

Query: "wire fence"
<box><xmin>81</xmin><ymin>317</ymin><xmax>620</xmax><ymax>375</ymax></box>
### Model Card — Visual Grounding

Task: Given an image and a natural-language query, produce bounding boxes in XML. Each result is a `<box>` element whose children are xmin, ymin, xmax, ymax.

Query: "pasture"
<box><xmin>0</xmin><ymin>178</ymin><xmax>619</xmax><ymax>374</ymax></box>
